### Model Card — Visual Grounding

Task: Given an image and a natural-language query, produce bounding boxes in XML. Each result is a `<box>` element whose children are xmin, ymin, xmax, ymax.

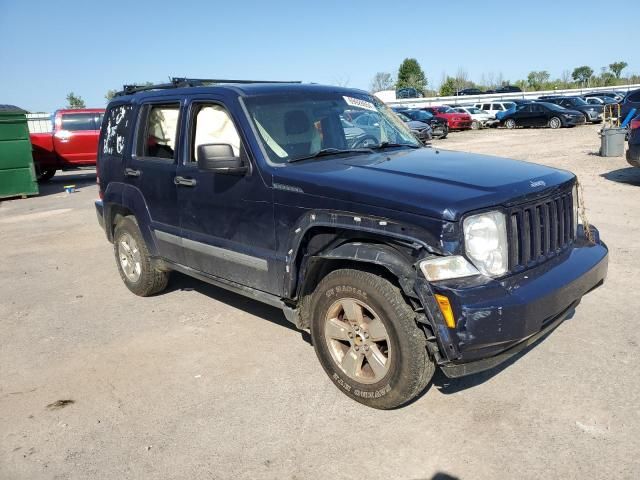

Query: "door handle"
<box><xmin>174</xmin><ymin>176</ymin><xmax>197</xmax><ymax>187</ymax></box>
<box><xmin>124</xmin><ymin>168</ymin><xmax>141</xmax><ymax>177</ymax></box>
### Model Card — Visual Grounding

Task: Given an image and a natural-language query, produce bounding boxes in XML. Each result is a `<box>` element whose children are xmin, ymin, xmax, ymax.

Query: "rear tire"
<box><xmin>309</xmin><ymin>268</ymin><xmax>434</xmax><ymax>409</ymax></box>
<box><xmin>113</xmin><ymin>216</ymin><xmax>169</xmax><ymax>296</ymax></box>
<box><xmin>36</xmin><ymin>166</ymin><xmax>56</xmax><ymax>182</ymax></box>
<box><xmin>471</xmin><ymin>120</ymin><xmax>480</xmax><ymax>130</ymax></box>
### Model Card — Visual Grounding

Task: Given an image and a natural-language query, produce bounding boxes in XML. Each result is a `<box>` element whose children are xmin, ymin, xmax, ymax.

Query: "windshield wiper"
<box><xmin>287</xmin><ymin>148</ymin><xmax>373</xmax><ymax>164</ymax></box>
<box><xmin>371</xmin><ymin>142</ymin><xmax>421</xmax><ymax>150</ymax></box>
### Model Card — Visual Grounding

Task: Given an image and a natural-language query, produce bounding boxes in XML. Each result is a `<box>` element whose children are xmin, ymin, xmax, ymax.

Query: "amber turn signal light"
<box><xmin>434</xmin><ymin>294</ymin><xmax>456</xmax><ymax>328</ymax></box>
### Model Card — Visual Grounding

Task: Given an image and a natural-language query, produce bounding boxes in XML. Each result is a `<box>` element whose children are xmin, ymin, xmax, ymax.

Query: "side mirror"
<box><xmin>197</xmin><ymin>143</ymin><xmax>247</xmax><ymax>175</ymax></box>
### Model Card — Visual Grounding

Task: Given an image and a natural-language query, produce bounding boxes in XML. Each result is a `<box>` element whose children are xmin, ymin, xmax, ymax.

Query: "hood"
<box><xmin>274</xmin><ymin>148</ymin><xmax>574</xmax><ymax>221</ymax></box>
<box><xmin>407</xmin><ymin>120</ymin><xmax>430</xmax><ymax>130</ymax></box>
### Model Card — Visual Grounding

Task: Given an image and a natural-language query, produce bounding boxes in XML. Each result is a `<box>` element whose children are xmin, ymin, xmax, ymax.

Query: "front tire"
<box><xmin>548</xmin><ymin>116</ymin><xmax>562</xmax><ymax>129</ymax></box>
<box><xmin>471</xmin><ymin>120</ymin><xmax>480</xmax><ymax>130</ymax></box>
<box><xmin>113</xmin><ymin>216</ymin><xmax>169</xmax><ymax>296</ymax></box>
<box><xmin>505</xmin><ymin>118</ymin><xmax>516</xmax><ymax>129</ymax></box>
<box><xmin>309</xmin><ymin>269</ymin><xmax>434</xmax><ymax>409</ymax></box>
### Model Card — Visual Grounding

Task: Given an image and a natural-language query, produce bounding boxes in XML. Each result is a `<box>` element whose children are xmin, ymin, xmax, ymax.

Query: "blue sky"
<box><xmin>1</xmin><ymin>0</ymin><xmax>638</xmax><ymax>112</ymax></box>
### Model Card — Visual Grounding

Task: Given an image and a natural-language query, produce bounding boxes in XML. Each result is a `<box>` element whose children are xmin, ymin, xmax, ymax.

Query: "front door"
<box><xmin>176</xmin><ymin>98</ymin><xmax>276</xmax><ymax>294</ymax></box>
<box><xmin>125</xmin><ymin>101</ymin><xmax>183</xmax><ymax>262</ymax></box>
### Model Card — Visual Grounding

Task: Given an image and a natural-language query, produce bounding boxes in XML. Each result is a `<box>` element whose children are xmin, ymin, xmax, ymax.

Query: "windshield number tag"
<box><xmin>343</xmin><ymin>96</ymin><xmax>376</xmax><ymax>112</ymax></box>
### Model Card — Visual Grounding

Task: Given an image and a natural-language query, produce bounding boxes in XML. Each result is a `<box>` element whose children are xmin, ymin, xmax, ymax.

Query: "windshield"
<box><xmin>405</xmin><ymin>110</ymin><xmax>433</xmax><ymax>122</ymax></box>
<box><xmin>244</xmin><ymin>91</ymin><xmax>420</xmax><ymax>164</ymax></box>
<box><xmin>570</xmin><ymin>97</ymin><xmax>588</xmax><ymax>106</ymax></box>
<box><xmin>466</xmin><ymin>107</ymin><xmax>483</xmax><ymax>114</ymax></box>
<box><xmin>503</xmin><ymin>102</ymin><xmax>516</xmax><ymax>109</ymax></box>
<box><xmin>438</xmin><ymin>106</ymin><xmax>455</xmax><ymax>113</ymax></box>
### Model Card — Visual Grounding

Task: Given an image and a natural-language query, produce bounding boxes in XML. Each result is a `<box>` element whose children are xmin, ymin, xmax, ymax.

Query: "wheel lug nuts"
<box><xmin>364</xmin><ymin>345</ymin><xmax>369</xmax><ymax>351</ymax></box>
<box><xmin>364</xmin><ymin>333</ymin><xmax>369</xmax><ymax>338</ymax></box>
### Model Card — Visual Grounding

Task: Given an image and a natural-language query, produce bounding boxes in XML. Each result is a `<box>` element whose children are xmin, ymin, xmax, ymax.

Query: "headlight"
<box><xmin>463</xmin><ymin>211</ymin><xmax>508</xmax><ymax>276</ymax></box>
<box><xmin>419</xmin><ymin>255</ymin><xmax>479</xmax><ymax>281</ymax></box>
<box><xmin>572</xmin><ymin>183</ymin><xmax>582</xmax><ymax>231</ymax></box>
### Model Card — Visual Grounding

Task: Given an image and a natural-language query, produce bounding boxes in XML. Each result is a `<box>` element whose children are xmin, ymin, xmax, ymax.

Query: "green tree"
<box><xmin>572</xmin><ymin>66</ymin><xmax>594</xmax><ymax>85</ymax></box>
<box><xmin>65</xmin><ymin>92</ymin><xmax>86</xmax><ymax>109</ymax></box>
<box><xmin>370</xmin><ymin>72</ymin><xmax>394</xmax><ymax>93</ymax></box>
<box><xmin>396</xmin><ymin>58</ymin><xmax>428</xmax><ymax>93</ymax></box>
<box><xmin>526</xmin><ymin>70</ymin><xmax>550</xmax><ymax>90</ymax></box>
<box><xmin>609</xmin><ymin>61</ymin><xmax>628</xmax><ymax>79</ymax></box>
<box><xmin>439</xmin><ymin>76</ymin><xmax>457</xmax><ymax>96</ymax></box>
<box><xmin>105</xmin><ymin>89</ymin><xmax>118</xmax><ymax>101</ymax></box>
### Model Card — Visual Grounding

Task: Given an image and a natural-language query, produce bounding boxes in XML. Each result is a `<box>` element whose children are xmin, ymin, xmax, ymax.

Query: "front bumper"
<box><xmin>420</xmin><ymin>226</ymin><xmax>608</xmax><ymax>375</ymax></box>
<box><xmin>431</xmin><ymin>124</ymin><xmax>448</xmax><ymax>137</ymax></box>
<box><xmin>449</xmin><ymin>120</ymin><xmax>472</xmax><ymax>130</ymax></box>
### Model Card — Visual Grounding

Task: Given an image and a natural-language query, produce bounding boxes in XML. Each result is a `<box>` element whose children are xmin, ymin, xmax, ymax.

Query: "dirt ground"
<box><xmin>1</xmin><ymin>124</ymin><xmax>639</xmax><ymax>480</ymax></box>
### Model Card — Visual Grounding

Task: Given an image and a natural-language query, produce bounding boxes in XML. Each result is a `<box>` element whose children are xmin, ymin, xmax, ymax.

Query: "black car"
<box><xmin>537</xmin><ymin>96</ymin><xmax>603</xmax><ymax>123</ymax></box>
<box><xmin>456</xmin><ymin>88</ymin><xmax>484</xmax><ymax>96</ymax></box>
<box><xmin>486</xmin><ymin>85</ymin><xmax>522</xmax><ymax>94</ymax></box>
<box><xmin>393</xmin><ymin>108</ymin><xmax>449</xmax><ymax>139</ymax></box>
<box><xmin>95</xmin><ymin>78</ymin><xmax>607</xmax><ymax>409</ymax></box>
<box><xmin>501</xmin><ymin>102</ymin><xmax>586</xmax><ymax>129</ymax></box>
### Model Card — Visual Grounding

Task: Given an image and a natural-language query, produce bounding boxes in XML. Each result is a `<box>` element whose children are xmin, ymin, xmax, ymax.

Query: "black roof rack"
<box><xmin>114</xmin><ymin>77</ymin><xmax>302</xmax><ymax>97</ymax></box>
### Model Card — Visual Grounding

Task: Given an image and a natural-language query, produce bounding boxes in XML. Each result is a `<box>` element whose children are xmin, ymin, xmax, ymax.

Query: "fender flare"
<box><xmin>315</xmin><ymin>241</ymin><xmax>416</xmax><ymax>294</ymax></box>
<box><xmin>103</xmin><ymin>182</ymin><xmax>158</xmax><ymax>256</ymax></box>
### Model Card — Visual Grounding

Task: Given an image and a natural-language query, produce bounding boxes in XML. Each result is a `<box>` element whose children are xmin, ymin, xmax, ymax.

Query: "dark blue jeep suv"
<box><xmin>95</xmin><ymin>79</ymin><xmax>608</xmax><ymax>409</ymax></box>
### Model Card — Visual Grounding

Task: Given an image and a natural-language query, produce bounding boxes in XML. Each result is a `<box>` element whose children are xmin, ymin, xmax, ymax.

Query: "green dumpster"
<box><xmin>0</xmin><ymin>105</ymin><xmax>39</xmax><ymax>199</ymax></box>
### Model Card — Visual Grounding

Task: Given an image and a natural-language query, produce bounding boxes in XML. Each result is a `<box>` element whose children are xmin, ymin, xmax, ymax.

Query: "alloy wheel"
<box><xmin>323</xmin><ymin>298</ymin><xmax>391</xmax><ymax>384</ymax></box>
<box><xmin>118</xmin><ymin>232</ymin><xmax>142</xmax><ymax>283</ymax></box>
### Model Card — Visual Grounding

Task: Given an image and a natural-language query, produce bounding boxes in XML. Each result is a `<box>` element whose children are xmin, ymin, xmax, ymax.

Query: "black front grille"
<box><xmin>508</xmin><ymin>189</ymin><xmax>575</xmax><ymax>270</ymax></box>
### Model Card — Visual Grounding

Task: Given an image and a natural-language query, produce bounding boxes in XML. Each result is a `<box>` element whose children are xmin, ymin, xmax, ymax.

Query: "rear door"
<box><xmin>529</xmin><ymin>104</ymin><xmax>548</xmax><ymax>126</ymax></box>
<box><xmin>175</xmin><ymin>97</ymin><xmax>276</xmax><ymax>293</ymax></box>
<box><xmin>125</xmin><ymin>100</ymin><xmax>184</xmax><ymax>262</ymax></box>
<box><xmin>53</xmin><ymin>112</ymin><xmax>102</xmax><ymax>164</ymax></box>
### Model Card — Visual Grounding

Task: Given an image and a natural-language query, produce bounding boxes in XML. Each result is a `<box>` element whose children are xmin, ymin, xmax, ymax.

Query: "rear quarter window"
<box><xmin>101</xmin><ymin>105</ymin><xmax>133</xmax><ymax>157</ymax></box>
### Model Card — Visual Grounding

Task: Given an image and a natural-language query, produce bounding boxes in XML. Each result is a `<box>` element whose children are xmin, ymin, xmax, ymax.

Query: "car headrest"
<box><xmin>284</xmin><ymin>110</ymin><xmax>311</xmax><ymax>135</ymax></box>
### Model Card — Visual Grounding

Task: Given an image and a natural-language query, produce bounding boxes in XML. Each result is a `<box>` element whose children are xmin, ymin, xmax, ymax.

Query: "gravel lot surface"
<box><xmin>1</xmin><ymin>124</ymin><xmax>639</xmax><ymax>479</ymax></box>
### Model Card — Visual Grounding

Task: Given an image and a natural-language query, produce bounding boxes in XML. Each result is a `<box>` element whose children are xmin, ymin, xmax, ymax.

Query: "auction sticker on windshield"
<box><xmin>343</xmin><ymin>96</ymin><xmax>377</xmax><ymax>112</ymax></box>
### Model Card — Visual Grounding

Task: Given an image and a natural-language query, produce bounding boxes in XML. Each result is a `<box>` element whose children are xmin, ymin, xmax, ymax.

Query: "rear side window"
<box><xmin>482</xmin><ymin>104</ymin><xmax>491</xmax><ymax>110</ymax></box>
<box><xmin>139</xmin><ymin>104</ymin><xmax>180</xmax><ymax>160</ymax></box>
<box><xmin>61</xmin><ymin>113</ymin><xmax>97</xmax><ymax>131</ymax></box>
<box><xmin>101</xmin><ymin>105</ymin><xmax>132</xmax><ymax>157</ymax></box>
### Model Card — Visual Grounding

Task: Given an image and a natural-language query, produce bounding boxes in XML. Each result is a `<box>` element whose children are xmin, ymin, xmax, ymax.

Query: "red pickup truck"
<box><xmin>30</xmin><ymin>109</ymin><xmax>104</xmax><ymax>181</ymax></box>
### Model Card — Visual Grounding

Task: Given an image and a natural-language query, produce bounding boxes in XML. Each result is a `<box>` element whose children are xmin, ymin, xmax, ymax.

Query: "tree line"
<box><xmin>62</xmin><ymin>60</ymin><xmax>635</xmax><ymax>109</ymax></box>
<box><xmin>371</xmin><ymin>58</ymin><xmax>637</xmax><ymax>96</ymax></box>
